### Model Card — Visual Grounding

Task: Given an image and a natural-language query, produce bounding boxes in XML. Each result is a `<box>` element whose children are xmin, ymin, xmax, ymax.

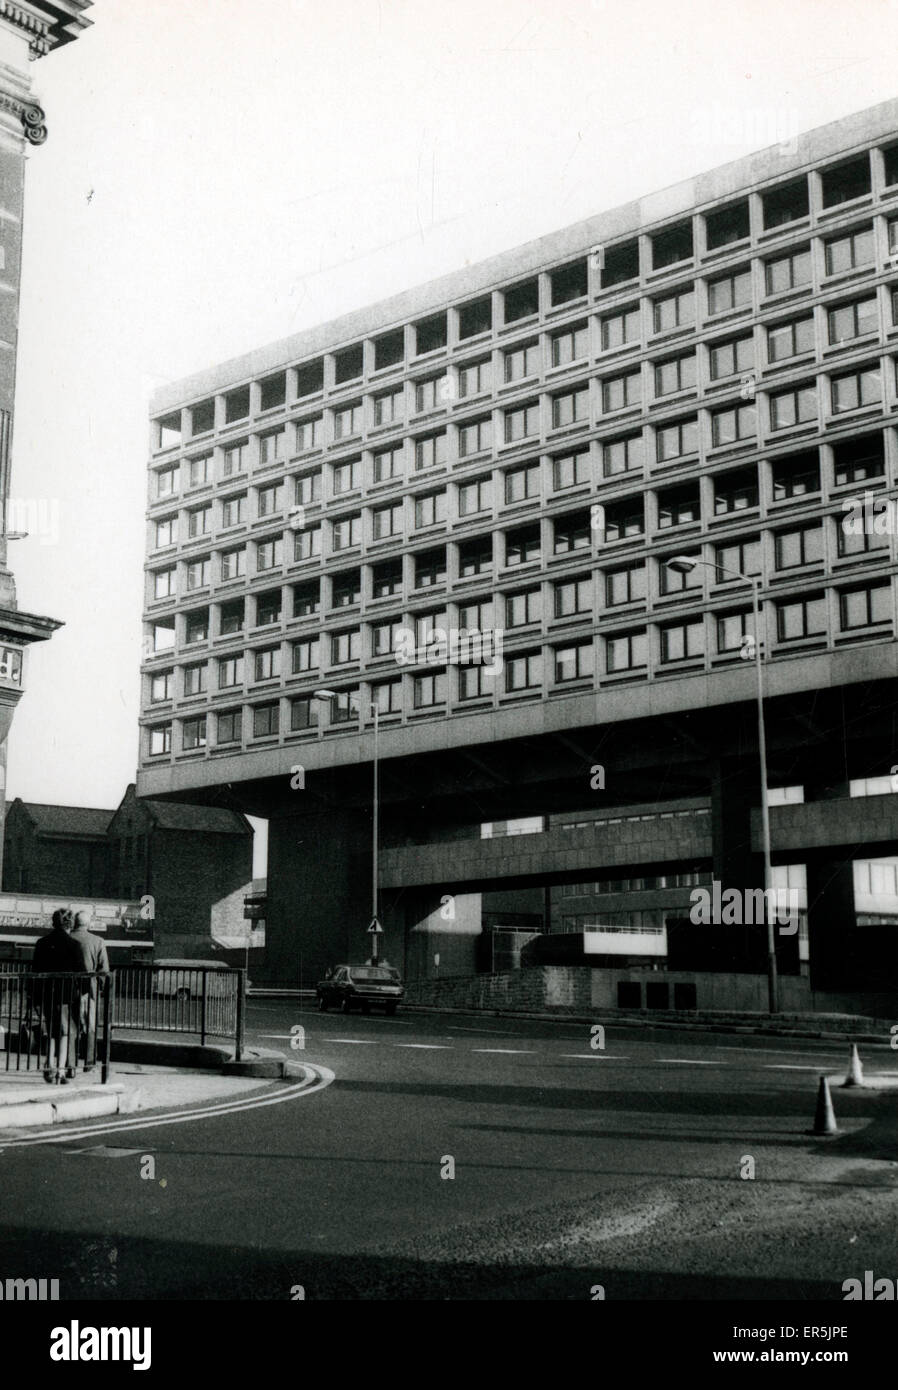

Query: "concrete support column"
<box><xmin>805</xmin><ymin>853</ymin><xmax>858</xmax><ymax>990</ymax></box>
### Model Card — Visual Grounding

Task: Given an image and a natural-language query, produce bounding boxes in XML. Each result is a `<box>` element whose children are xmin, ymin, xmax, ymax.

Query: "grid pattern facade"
<box><xmin>141</xmin><ymin>122</ymin><xmax>898</xmax><ymax>770</ymax></box>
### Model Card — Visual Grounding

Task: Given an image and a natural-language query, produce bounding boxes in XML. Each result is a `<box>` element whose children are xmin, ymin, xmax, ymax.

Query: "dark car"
<box><xmin>316</xmin><ymin>964</ymin><xmax>404</xmax><ymax>1015</ymax></box>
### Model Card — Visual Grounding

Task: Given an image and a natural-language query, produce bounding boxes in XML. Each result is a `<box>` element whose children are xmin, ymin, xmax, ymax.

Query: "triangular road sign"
<box><xmin>367</xmin><ymin>917</ymin><xmax>384</xmax><ymax>934</ymax></box>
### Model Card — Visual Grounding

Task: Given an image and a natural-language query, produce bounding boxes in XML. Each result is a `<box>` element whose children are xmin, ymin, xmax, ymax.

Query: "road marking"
<box><xmin>659</xmin><ymin>1059</ymin><xmax>718</xmax><ymax>1065</ymax></box>
<box><xmin>321</xmin><ymin>1038</ymin><xmax>378</xmax><ymax>1045</ymax></box>
<box><xmin>1</xmin><ymin>1066</ymin><xmax>335</xmax><ymax>1147</ymax></box>
<box><xmin>257</xmin><ymin>1033</ymin><xmax>299</xmax><ymax>1040</ymax></box>
<box><xmin>471</xmin><ymin>1048</ymin><xmax>535</xmax><ymax>1055</ymax></box>
<box><xmin>394</xmin><ymin>1043</ymin><xmax>452</xmax><ymax>1050</ymax></box>
<box><xmin>764</xmin><ymin>1064</ymin><xmax>826</xmax><ymax>1071</ymax></box>
<box><xmin>559</xmin><ymin>1053</ymin><xmax>628</xmax><ymax>1060</ymax></box>
<box><xmin>447</xmin><ymin>1027</ymin><xmax>528</xmax><ymax>1037</ymax></box>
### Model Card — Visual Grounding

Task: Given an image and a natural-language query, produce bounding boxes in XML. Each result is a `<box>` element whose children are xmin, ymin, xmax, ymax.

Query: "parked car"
<box><xmin>151</xmin><ymin>958</ymin><xmax>238</xmax><ymax>1001</ymax></box>
<box><xmin>316</xmin><ymin>964</ymin><xmax>404</xmax><ymax>1015</ymax></box>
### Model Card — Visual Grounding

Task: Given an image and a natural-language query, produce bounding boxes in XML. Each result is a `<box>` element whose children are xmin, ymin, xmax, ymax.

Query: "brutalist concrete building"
<box><xmin>138</xmin><ymin>98</ymin><xmax>898</xmax><ymax>1009</ymax></box>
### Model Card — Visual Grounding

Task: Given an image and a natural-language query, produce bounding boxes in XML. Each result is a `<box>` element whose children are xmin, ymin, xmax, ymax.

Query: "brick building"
<box><xmin>3</xmin><ymin>798</ymin><xmax>112</xmax><ymax>895</ymax></box>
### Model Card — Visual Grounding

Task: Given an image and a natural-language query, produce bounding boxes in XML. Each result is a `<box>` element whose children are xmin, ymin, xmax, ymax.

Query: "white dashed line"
<box><xmin>321</xmin><ymin>1038</ymin><xmax>379</xmax><ymax>1045</ymax></box>
<box><xmin>471</xmin><ymin>1048</ymin><xmax>535</xmax><ymax>1055</ymax></box>
<box><xmin>659</xmin><ymin>1059</ymin><xmax>718</xmax><ymax>1065</ymax></box>
<box><xmin>559</xmin><ymin>1053</ymin><xmax>628</xmax><ymax>1060</ymax></box>
<box><xmin>394</xmin><ymin>1043</ymin><xmax>452</xmax><ymax>1050</ymax></box>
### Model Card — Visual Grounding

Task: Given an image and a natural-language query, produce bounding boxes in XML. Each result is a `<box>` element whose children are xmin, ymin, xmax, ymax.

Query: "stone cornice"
<box><xmin>0</xmin><ymin>0</ymin><xmax>91</xmax><ymax>59</ymax></box>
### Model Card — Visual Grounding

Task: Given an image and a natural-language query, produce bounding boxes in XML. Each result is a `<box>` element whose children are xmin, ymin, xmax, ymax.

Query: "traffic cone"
<box><xmin>843</xmin><ymin>1043</ymin><xmax>865</xmax><ymax>1088</ymax></box>
<box><xmin>812</xmin><ymin>1075</ymin><xmax>838</xmax><ymax>1135</ymax></box>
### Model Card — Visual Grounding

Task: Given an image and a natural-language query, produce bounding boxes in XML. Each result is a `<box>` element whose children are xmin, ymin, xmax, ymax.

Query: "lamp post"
<box><xmin>314</xmin><ymin>688</ymin><xmax>381</xmax><ymax>964</ymax></box>
<box><xmin>665</xmin><ymin>555</ymin><xmax>778</xmax><ymax>1014</ymax></box>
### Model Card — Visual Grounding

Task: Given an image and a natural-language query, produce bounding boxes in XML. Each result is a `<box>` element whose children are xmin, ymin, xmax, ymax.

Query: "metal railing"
<box><xmin>0</xmin><ymin>971</ymin><xmax>113</xmax><ymax>1083</ymax></box>
<box><xmin>113</xmin><ymin>965</ymin><xmax>245</xmax><ymax>1059</ymax></box>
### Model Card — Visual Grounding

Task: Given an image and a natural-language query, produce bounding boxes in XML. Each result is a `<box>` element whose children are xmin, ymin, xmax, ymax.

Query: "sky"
<box><xmin>6</xmin><ymin>0</ymin><xmax>898</xmax><ymax>877</ymax></box>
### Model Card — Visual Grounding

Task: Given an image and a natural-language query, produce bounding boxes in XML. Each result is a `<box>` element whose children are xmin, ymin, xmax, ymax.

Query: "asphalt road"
<box><xmin>1</xmin><ymin>1001</ymin><xmax>897</xmax><ymax>1301</ymax></box>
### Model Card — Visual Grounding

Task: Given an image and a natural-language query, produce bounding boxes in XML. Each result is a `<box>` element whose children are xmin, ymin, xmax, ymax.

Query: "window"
<box><xmin>330</xmin><ymin>690</ymin><xmax>359</xmax><ymax>725</ymax></box>
<box><xmin>334</xmin><ymin>403</ymin><xmax>362</xmax><ymax>440</ymax></box>
<box><xmin>224</xmin><ymin>386</ymin><xmax>250</xmax><ymax>423</ymax></box>
<box><xmin>504</xmin><ymin>342</ymin><xmax>540</xmax><ymax>382</ymax></box>
<box><xmin>414</xmin><ymin>492</ymin><xmax>447</xmax><ymax>528</ymax></box>
<box><xmin>153</xmin><ymin>569</ymin><xmax>175</xmax><ymax>600</ymax></box>
<box><xmin>654</xmin><ymin>354</ymin><xmax>696</xmax><ymax>396</ymax></box>
<box><xmin>331</xmin><ymin>630</ymin><xmax>360</xmax><ymax>665</ymax></box>
<box><xmin>255</xmin><ymin>591</ymin><xmax>282</xmax><ymax>626</ymax></box>
<box><xmin>415</xmin><ymin>432</ymin><xmax>447</xmax><ymax>470</ymax></box>
<box><xmin>155</xmin><ymin>516</ymin><xmax>178</xmax><ymax>548</ymax></box>
<box><xmin>708</xmin><ymin>269</ymin><xmax>752</xmax><ymax>314</ymax></box>
<box><xmin>505</xmin><ymin>588</ymin><xmax>542</xmax><ymax>627</ymax></box>
<box><xmin>150</xmin><ymin>671</ymin><xmax>172</xmax><ymax>703</ymax></box>
<box><xmin>552</xmin><ymin>387</ymin><xmax>590</xmax><ymax>428</ymax></box>
<box><xmin>711</xmin><ymin>402</ymin><xmax>756</xmax><ymax>447</ymax></box>
<box><xmin>825</xmin><ymin>228</ymin><xmax>874</xmax><ymax>277</ymax></box>
<box><xmin>776</xmin><ymin>526</ymin><xmax>824</xmax><ymax>569</ymax></box>
<box><xmin>713</xmin><ymin>469</ymin><xmax>758</xmax><ymax>514</ymax></box>
<box><xmin>371</xmin><ymin>621</ymin><xmax>401</xmax><ymax>658</ymax></box>
<box><xmin>657</xmin><ymin>485</ymin><xmax>700</xmax><ymax>529</ymax></box>
<box><xmin>222</xmin><ymin>442</ymin><xmax>247</xmax><ymax>477</ymax></box>
<box><xmin>715</xmin><ymin>537</ymin><xmax>761</xmax><ymax>581</ymax></box>
<box><xmin>217</xmin><ymin>710</ymin><xmax>242</xmax><ymax>745</ymax></box>
<box><xmin>554</xmin><ymin>641</ymin><xmax>593</xmax><ymax>681</ymax></box>
<box><xmin>656</xmin><ymin>417</ymin><xmax>698</xmax><ymax>462</ymax></box>
<box><xmin>374</xmin><ymin>558</ymin><xmax>402</xmax><ymax>598</ymax></box>
<box><xmin>551</xmin><ymin>324</ymin><xmax>589</xmax><ymax>367</ymax></box>
<box><xmin>553</xmin><ymin>450</ymin><xmax>591</xmax><ymax>489</ymax></box>
<box><xmin>220</xmin><ymin>547</ymin><xmax>246</xmax><ymax>581</ymax></box>
<box><xmin>505</xmin><ymin>524</ymin><xmax>541</xmax><ymax>566</ymax></box>
<box><xmin>374</xmin><ymin>389</ymin><xmax>404</xmax><ymax>427</ymax></box>
<box><xmin>838</xmin><ymin>517</ymin><xmax>889</xmax><ymax>557</ymax></box>
<box><xmin>373</xmin><ymin>329</ymin><xmax>404</xmax><ymax>372</ymax></box>
<box><xmin>414</xmin><ymin>377</ymin><xmax>444</xmax><ymax>413</ymax></box>
<box><xmin>413</xmin><ymin>671</ymin><xmax>448</xmax><ymax>707</ymax></box>
<box><xmin>459</xmin><ymin>418</ymin><xmax>492</xmax><ymax>456</ymax></box>
<box><xmin>459</xmin><ymin>297</ymin><xmax>492</xmax><ymax>339</ymax></box>
<box><xmin>457</xmin><ymin>599</ymin><xmax>493</xmax><ymax>632</ymax></box>
<box><xmin>770</xmin><ymin>384</ymin><xmax>818</xmax><ymax>430</ymax></box>
<box><xmin>296</xmin><ymin>417</ymin><xmax>323</xmax><ymax>452</ymax></box>
<box><xmin>762</xmin><ymin>177</ymin><xmax>809</xmax><ymax>230</ymax></box>
<box><xmin>258</xmin><ymin>483</ymin><xmax>284</xmax><ymax>518</ymax></box>
<box><xmin>182</xmin><ymin>717</ymin><xmax>206</xmax><ymax>751</ymax></box>
<box><xmin>459</xmin><ymin>477</ymin><xmax>492</xmax><ymax>515</ymax></box>
<box><xmin>651</xmin><ymin>222</ymin><xmax>692</xmax><ymax>270</ymax></box>
<box><xmin>767</xmin><ymin>317</ymin><xmax>814</xmax><ymax>362</ymax></box>
<box><xmin>332</xmin><ymin>459</ymin><xmax>360</xmax><ymax>494</ymax></box>
<box><xmin>653</xmin><ymin>289</ymin><xmax>695</xmax><ymax>333</ymax></box>
<box><xmin>372</xmin><ymin>680</ymin><xmax>402</xmax><ymax>715</ymax></box>
<box><xmin>553</xmin><ymin>510</ymin><xmax>590</xmax><ymax>553</ymax></box>
<box><xmin>292</xmin><ymin>638</ymin><xmax>319</xmax><ymax>673</ymax></box>
<box><xmin>298</xmin><ymin>362</ymin><xmax>325</xmax><ymax>399</ymax></box>
<box><xmin>156</xmin><ymin>413</ymin><xmax>181</xmax><ymax>450</ymax></box>
<box><xmin>601</xmin><ymin>307</ymin><xmax>640</xmax><ymax>351</ymax></box>
<box><xmin>186</xmin><ymin>557</ymin><xmax>211</xmax><ymax>590</ymax></box>
<box><xmin>459</xmin><ymin>665</ymin><xmax>490</xmax><ymax>700</ymax></box>
<box><xmin>504</xmin><ymin>464</ymin><xmax>539</xmax><ymax>504</ymax></box>
<box><xmin>293</xmin><ymin>526</ymin><xmax>321</xmax><ymax>561</ymax></box>
<box><xmin>765</xmin><ymin>249</ymin><xmax>811</xmax><ymax>295</ymax></box>
<box><xmin>149</xmin><ymin>725</ymin><xmax>172</xmax><ymax>755</ymax></box>
<box><xmin>885</xmin><ymin>146</ymin><xmax>898</xmax><ymax>188</ymax></box>
<box><xmin>505</xmin><ymin>651</ymin><xmax>543</xmax><ymax>691</ymax></box>
<box><xmin>822</xmin><ymin>155</ymin><xmax>870</xmax><ymax>208</ymax></box>
<box><xmin>219</xmin><ymin>599</ymin><xmax>244</xmax><ymax>635</ymax></box>
<box><xmin>260</xmin><ymin>371</ymin><xmax>287</xmax><ymax>410</ymax></box>
<box><xmin>606</xmin><ymin>630</ymin><xmax>647</xmax><ymax>672</ymax></box>
<box><xmin>829</xmin><ymin>298</ymin><xmax>878</xmax><ymax>345</ymax></box>
<box><xmin>332</xmin><ymin>515</ymin><xmax>361</xmax><ymax>551</ymax></box>
<box><xmin>414</xmin><ymin>549</ymin><xmax>446</xmax><ymax>588</ymax></box>
<box><xmin>554</xmin><ymin>575</ymin><xmax>592</xmax><ymax>616</ymax></box>
<box><xmin>415</xmin><ymin>313</ymin><xmax>447</xmax><ymax>355</ymax></box>
<box><xmin>373</xmin><ymin>502</ymin><xmax>403</xmax><ymax>540</ymax></box>
<box><xmin>254</xmin><ymin>647</ymin><xmax>282</xmax><ymax>681</ymax></box>
<box><xmin>292</xmin><ymin>582</ymin><xmax>320</xmax><ymax>618</ymax></box>
<box><xmin>831</xmin><ymin>367</ymin><xmax>882</xmax><ymax>413</ymax></box>
<box><xmin>218</xmin><ymin>655</ymin><xmax>244</xmax><ymax>688</ymax></box>
<box><xmin>259</xmin><ymin>431</ymin><xmax>285</xmax><ymax>465</ymax></box>
<box><xmin>833</xmin><ymin>434</ymin><xmax>885</xmax><ymax>486</ymax></box>
<box><xmin>550</xmin><ymin>259</ymin><xmax>588</xmax><ymax>305</ymax></box>
<box><xmin>252</xmin><ymin>703</ymin><xmax>279</xmax><ymax>738</ymax></box>
<box><xmin>334</xmin><ymin>346</ymin><xmax>362</xmax><ymax>385</ymax></box>
<box><xmin>659</xmin><ymin>554</ymin><xmax>702</xmax><ymax>595</ymax></box>
<box><xmin>458</xmin><ymin>358</ymin><xmax>491</xmax><ymax>397</ymax></box>
<box><xmin>188</xmin><ymin>454</ymin><xmax>211</xmax><ymax>488</ymax></box>
<box><xmin>716</xmin><ymin>611</ymin><xmax>751</xmax><ymax>652</ymax></box>
<box><xmin>294</xmin><ymin>471</ymin><xmax>321</xmax><ymax>507</ymax></box>
<box><xmin>184</xmin><ymin>610</ymin><xmax>208</xmax><ymax>644</ymax></box>
<box><xmin>776</xmin><ymin>594</ymin><xmax>827</xmax><ymax>641</ymax></box>
<box><xmin>415</xmin><ymin>611</ymin><xmax>446</xmax><ymax>648</ymax></box>
<box><xmin>660</xmin><ymin>620</ymin><xmax>704</xmax><ymax>662</ymax></box>
<box><xmin>221</xmin><ymin>493</ymin><xmax>247</xmax><ymax>528</ymax></box>
<box><xmin>605</xmin><ymin>563</ymin><xmax>646</xmax><ymax>606</ymax></box>
<box><xmin>504</xmin><ymin>278</ymin><xmax>539</xmax><ymax>322</ymax></box>
<box><xmin>840</xmin><ymin>583</ymin><xmax>892</xmax><ymax>629</ymax></box>
<box><xmin>458</xmin><ymin>535</ymin><xmax>491</xmax><ymax>576</ymax></box>
<box><xmin>156</xmin><ymin>466</ymin><xmax>178</xmax><ymax>498</ymax></box>
<box><xmin>256</xmin><ymin>537</ymin><xmax>283</xmax><ymax>571</ymax></box>
<box><xmin>772</xmin><ymin>452</ymin><xmax>819</xmax><ymax>500</ymax></box>
<box><xmin>290</xmin><ymin>697</ymin><xmax>318</xmax><ymax>731</ymax></box>
<box><xmin>504</xmin><ymin>402</ymin><xmax>540</xmax><ymax>444</ymax></box>
<box><xmin>373</xmin><ymin>446</ymin><xmax>403</xmax><ymax>483</ymax></box>
<box><xmin>601</xmin><ymin>240</ymin><xmax>639</xmax><ymax>288</ymax></box>
<box><xmin>705</xmin><ymin>200</ymin><xmax>749</xmax><ymax>249</ymax></box>
<box><xmin>710</xmin><ymin>336</ymin><xmax>753</xmax><ymax>380</ymax></box>
<box><xmin>602</xmin><ymin>373</ymin><xmax>641</xmax><ymax>413</ymax></box>
<box><xmin>603</xmin><ymin>498</ymin><xmax>644</xmax><ymax>541</ymax></box>
<box><xmin>190</xmin><ymin>400</ymin><xmax>214</xmax><ymax>436</ymax></box>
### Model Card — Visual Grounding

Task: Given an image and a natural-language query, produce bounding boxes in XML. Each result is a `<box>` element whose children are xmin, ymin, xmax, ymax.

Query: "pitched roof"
<box><xmin>13</xmin><ymin>802</ymin><xmax>113</xmax><ymax>839</ymax></box>
<box><xmin>142</xmin><ymin>801</ymin><xmax>251</xmax><ymax>835</ymax></box>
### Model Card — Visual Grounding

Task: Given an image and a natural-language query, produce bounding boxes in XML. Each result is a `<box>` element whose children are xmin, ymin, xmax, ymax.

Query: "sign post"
<box><xmin>367</xmin><ymin>916</ymin><xmax>383</xmax><ymax>965</ymax></box>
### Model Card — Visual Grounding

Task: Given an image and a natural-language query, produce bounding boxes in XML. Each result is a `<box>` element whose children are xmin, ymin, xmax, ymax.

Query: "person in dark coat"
<box><xmin>30</xmin><ymin>908</ymin><xmax>82</xmax><ymax>1083</ymax></box>
<box><xmin>69</xmin><ymin>910</ymin><xmax>110</xmax><ymax>1070</ymax></box>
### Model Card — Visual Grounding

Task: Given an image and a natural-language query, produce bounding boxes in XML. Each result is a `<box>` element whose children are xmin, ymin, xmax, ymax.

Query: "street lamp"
<box><xmin>313</xmin><ymin>688</ymin><xmax>382</xmax><ymax>965</ymax></box>
<box><xmin>665</xmin><ymin>555</ymin><xmax>778</xmax><ymax>1014</ymax></box>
